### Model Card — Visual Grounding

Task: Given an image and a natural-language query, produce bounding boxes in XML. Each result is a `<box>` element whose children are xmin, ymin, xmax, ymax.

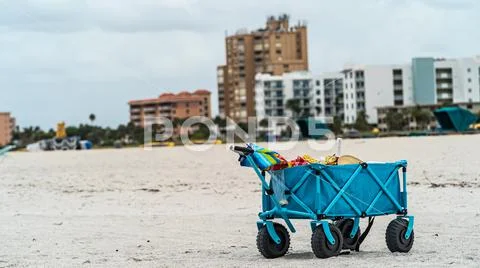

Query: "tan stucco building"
<box><xmin>128</xmin><ymin>90</ymin><xmax>211</xmax><ymax>127</ymax></box>
<box><xmin>0</xmin><ymin>112</ymin><xmax>15</xmax><ymax>146</ymax></box>
<box><xmin>217</xmin><ymin>14</ymin><xmax>309</xmax><ymax>122</ymax></box>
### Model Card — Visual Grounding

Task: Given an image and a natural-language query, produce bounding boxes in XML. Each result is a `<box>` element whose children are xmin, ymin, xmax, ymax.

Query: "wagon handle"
<box><xmin>230</xmin><ymin>145</ymin><xmax>254</xmax><ymax>155</ymax></box>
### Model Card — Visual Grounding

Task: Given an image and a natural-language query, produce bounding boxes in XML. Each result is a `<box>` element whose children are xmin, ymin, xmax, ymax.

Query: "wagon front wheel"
<box><xmin>311</xmin><ymin>223</ymin><xmax>343</xmax><ymax>258</ymax></box>
<box><xmin>335</xmin><ymin>219</ymin><xmax>361</xmax><ymax>250</ymax></box>
<box><xmin>386</xmin><ymin>219</ymin><xmax>414</xmax><ymax>253</ymax></box>
<box><xmin>256</xmin><ymin>223</ymin><xmax>290</xmax><ymax>258</ymax></box>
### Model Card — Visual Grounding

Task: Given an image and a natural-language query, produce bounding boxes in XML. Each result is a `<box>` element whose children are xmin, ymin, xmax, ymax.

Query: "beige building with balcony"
<box><xmin>0</xmin><ymin>112</ymin><xmax>15</xmax><ymax>146</ymax></box>
<box><xmin>128</xmin><ymin>90</ymin><xmax>211</xmax><ymax>128</ymax></box>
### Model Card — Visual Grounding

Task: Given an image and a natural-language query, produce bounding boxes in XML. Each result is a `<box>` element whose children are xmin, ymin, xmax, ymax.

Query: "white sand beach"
<box><xmin>1</xmin><ymin>135</ymin><xmax>480</xmax><ymax>267</ymax></box>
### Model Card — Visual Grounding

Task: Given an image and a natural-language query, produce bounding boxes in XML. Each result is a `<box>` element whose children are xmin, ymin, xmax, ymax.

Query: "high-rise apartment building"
<box><xmin>0</xmin><ymin>112</ymin><xmax>15</xmax><ymax>146</ymax></box>
<box><xmin>217</xmin><ymin>14</ymin><xmax>309</xmax><ymax>122</ymax></box>
<box><xmin>129</xmin><ymin>90</ymin><xmax>211</xmax><ymax>127</ymax></box>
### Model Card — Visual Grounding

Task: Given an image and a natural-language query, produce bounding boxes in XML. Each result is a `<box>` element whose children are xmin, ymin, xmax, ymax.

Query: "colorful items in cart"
<box><xmin>240</xmin><ymin>143</ymin><xmax>363</xmax><ymax>171</ymax></box>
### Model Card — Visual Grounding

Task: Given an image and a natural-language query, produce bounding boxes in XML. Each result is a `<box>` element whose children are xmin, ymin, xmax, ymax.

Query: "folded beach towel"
<box><xmin>240</xmin><ymin>143</ymin><xmax>287</xmax><ymax>171</ymax></box>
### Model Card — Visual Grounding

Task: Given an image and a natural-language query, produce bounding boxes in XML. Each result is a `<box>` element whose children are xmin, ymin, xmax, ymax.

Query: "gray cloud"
<box><xmin>0</xmin><ymin>0</ymin><xmax>210</xmax><ymax>33</ymax></box>
<box><xmin>0</xmin><ymin>0</ymin><xmax>479</xmax><ymax>128</ymax></box>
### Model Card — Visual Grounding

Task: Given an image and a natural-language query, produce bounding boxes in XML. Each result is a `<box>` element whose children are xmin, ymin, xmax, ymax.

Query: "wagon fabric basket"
<box><xmin>231</xmin><ymin>144</ymin><xmax>415</xmax><ymax>259</ymax></box>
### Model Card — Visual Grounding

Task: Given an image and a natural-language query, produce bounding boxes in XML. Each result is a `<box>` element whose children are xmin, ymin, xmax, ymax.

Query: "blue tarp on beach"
<box><xmin>434</xmin><ymin>107</ymin><xmax>477</xmax><ymax>132</ymax></box>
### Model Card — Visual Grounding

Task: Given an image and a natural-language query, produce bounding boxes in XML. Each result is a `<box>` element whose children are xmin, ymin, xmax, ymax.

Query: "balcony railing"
<box><xmin>254</xmin><ymin>44</ymin><xmax>263</xmax><ymax>51</ymax></box>
<box><xmin>265</xmin><ymin>94</ymin><xmax>285</xmax><ymax>99</ymax></box>
<box><xmin>394</xmin><ymin>85</ymin><xmax>403</xmax><ymax>90</ymax></box>
<box><xmin>438</xmin><ymin>83</ymin><xmax>452</xmax><ymax>89</ymax></box>
<box><xmin>436</xmin><ymin>73</ymin><xmax>452</xmax><ymax>79</ymax></box>
<box><xmin>438</xmin><ymin>93</ymin><xmax>453</xmax><ymax>99</ymax></box>
<box><xmin>145</xmin><ymin>108</ymin><xmax>158</xmax><ymax>113</ymax></box>
<box><xmin>293</xmin><ymin>94</ymin><xmax>311</xmax><ymax>99</ymax></box>
<box><xmin>130</xmin><ymin>115</ymin><xmax>141</xmax><ymax>120</ymax></box>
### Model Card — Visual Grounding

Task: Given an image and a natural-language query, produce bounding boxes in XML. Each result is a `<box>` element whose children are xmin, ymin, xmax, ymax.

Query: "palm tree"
<box><xmin>259</xmin><ymin>118</ymin><xmax>269</xmax><ymax>128</ymax></box>
<box><xmin>286</xmin><ymin>99</ymin><xmax>301</xmax><ymax>119</ymax></box>
<box><xmin>89</xmin><ymin>114</ymin><xmax>96</xmax><ymax>125</ymax></box>
<box><xmin>213</xmin><ymin>116</ymin><xmax>226</xmax><ymax>128</ymax></box>
<box><xmin>331</xmin><ymin>116</ymin><xmax>343</xmax><ymax>135</ymax></box>
<box><xmin>411</xmin><ymin>107</ymin><xmax>433</xmax><ymax>130</ymax></box>
<box><xmin>353</xmin><ymin>111</ymin><xmax>370</xmax><ymax>132</ymax></box>
<box><xmin>385</xmin><ymin>111</ymin><xmax>407</xmax><ymax>131</ymax></box>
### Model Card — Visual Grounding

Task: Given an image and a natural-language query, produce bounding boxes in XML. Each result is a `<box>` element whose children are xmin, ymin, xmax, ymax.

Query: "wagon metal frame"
<box><xmin>232</xmin><ymin>145</ymin><xmax>415</xmax><ymax>258</ymax></box>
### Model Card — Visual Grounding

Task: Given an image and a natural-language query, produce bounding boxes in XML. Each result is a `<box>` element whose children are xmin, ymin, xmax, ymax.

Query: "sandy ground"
<box><xmin>1</xmin><ymin>135</ymin><xmax>480</xmax><ymax>267</ymax></box>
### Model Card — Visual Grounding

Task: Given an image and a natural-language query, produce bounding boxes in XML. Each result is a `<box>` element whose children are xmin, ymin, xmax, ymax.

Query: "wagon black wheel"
<box><xmin>335</xmin><ymin>219</ymin><xmax>361</xmax><ymax>250</ymax></box>
<box><xmin>311</xmin><ymin>223</ymin><xmax>343</xmax><ymax>258</ymax></box>
<box><xmin>256</xmin><ymin>223</ymin><xmax>290</xmax><ymax>258</ymax></box>
<box><xmin>385</xmin><ymin>218</ymin><xmax>414</xmax><ymax>253</ymax></box>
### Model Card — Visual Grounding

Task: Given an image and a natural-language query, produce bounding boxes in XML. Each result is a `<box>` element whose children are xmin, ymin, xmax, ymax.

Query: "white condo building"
<box><xmin>312</xmin><ymin>72</ymin><xmax>344</xmax><ymax>121</ymax></box>
<box><xmin>254</xmin><ymin>55</ymin><xmax>480</xmax><ymax>126</ymax></box>
<box><xmin>255</xmin><ymin>71</ymin><xmax>314</xmax><ymax>119</ymax></box>
<box><xmin>341</xmin><ymin>63</ymin><xmax>414</xmax><ymax>124</ymax></box>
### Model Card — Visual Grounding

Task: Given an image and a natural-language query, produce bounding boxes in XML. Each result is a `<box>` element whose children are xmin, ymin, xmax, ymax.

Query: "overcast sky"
<box><xmin>1</xmin><ymin>0</ymin><xmax>479</xmax><ymax>129</ymax></box>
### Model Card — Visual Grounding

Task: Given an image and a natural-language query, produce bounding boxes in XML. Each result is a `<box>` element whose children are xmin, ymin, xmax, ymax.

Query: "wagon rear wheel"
<box><xmin>311</xmin><ymin>223</ymin><xmax>343</xmax><ymax>258</ymax></box>
<box><xmin>256</xmin><ymin>223</ymin><xmax>290</xmax><ymax>258</ymax></box>
<box><xmin>385</xmin><ymin>218</ymin><xmax>414</xmax><ymax>253</ymax></box>
<box><xmin>335</xmin><ymin>219</ymin><xmax>361</xmax><ymax>250</ymax></box>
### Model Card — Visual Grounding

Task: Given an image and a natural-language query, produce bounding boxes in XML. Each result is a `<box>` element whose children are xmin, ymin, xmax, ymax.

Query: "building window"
<box><xmin>467</xmin><ymin>68</ymin><xmax>471</xmax><ymax>72</ymax></box>
<box><xmin>469</xmin><ymin>88</ymin><xmax>472</xmax><ymax>93</ymax></box>
<box><xmin>316</xmin><ymin>90</ymin><xmax>320</xmax><ymax>95</ymax></box>
<box><xmin>316</xmin><ymin>80</ymin><xmax>320</xmax><ymax>86</ymax></box>
<box><xmin>468</xmin><ymin>78</ymin><xmax>472</xmax><ymax>83</ymax></box>
<box><xmin>345</xmin><ymin>84</ymin><xmax>348</xmax><ymax>89</ymax></box>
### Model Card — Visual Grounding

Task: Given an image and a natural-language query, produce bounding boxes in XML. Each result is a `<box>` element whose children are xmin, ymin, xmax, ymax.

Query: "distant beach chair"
<box><xmin>0</xmin><ymin>145</ymin><xmax>14</xmax><ymax>157</ymax></box>
<box><xmin>0</xmin><ymin>145</ymin><xmax>15</xmax><ymax>164</ymax></box>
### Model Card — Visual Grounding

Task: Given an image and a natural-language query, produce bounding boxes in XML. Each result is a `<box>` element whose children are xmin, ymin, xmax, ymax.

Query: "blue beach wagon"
<box><xmin>231</xmin><ymin>145</ymin><xmax>415</xmax><ymax>258</ymax></box>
